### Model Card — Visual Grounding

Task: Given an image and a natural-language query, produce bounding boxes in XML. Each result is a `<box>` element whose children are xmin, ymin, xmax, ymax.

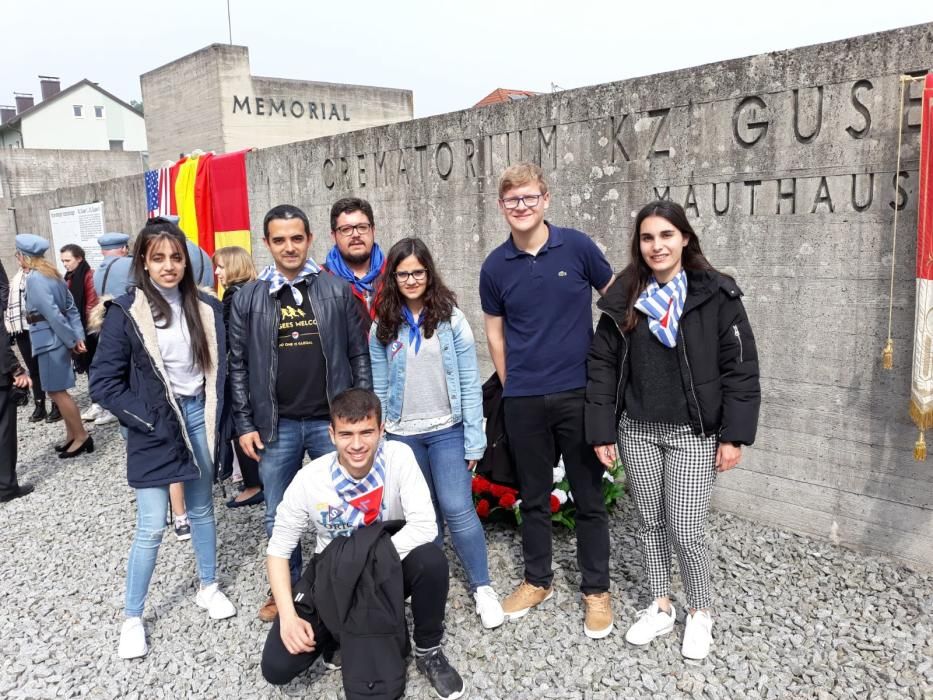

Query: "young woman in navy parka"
<box><xmin>585</xmin><ymin>201</ymin><xmax>760</xmax><ymax>660</ymax></box>
<box><xmin>91</xmin><ymin>220</ymin><xmax>236</xmax><ymax>659</ymax></box>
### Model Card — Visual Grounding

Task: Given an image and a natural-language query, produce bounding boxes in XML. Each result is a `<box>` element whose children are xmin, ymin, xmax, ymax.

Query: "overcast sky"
<box><xmin>3</xmin><ymin>1</ymin><xmax>930</xmax><ymax>118</ymax></box>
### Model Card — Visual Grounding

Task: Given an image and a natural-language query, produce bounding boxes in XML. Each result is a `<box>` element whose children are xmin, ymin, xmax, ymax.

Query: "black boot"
<box><xmin>29</xmin><ymin>401</ymin><xmax>47</xmax><ymax>422</ymax></box>
<box><xmin>46</xmin><ymin>402</ymin><xmax>62</xmax><ymax>423</ymax></box>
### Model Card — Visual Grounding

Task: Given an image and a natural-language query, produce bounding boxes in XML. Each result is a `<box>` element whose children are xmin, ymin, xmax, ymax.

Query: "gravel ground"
<box><xmin>1</xmin><ymin>377</ymin><xmax>932</xmax><ymax>699</ymax></box>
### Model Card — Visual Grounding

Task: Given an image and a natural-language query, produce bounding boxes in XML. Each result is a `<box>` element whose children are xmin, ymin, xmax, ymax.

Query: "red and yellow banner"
<box><xmin>144</xmin><ymin>148</ymin><xmax>253</xmax><ymax>275</ymax></box>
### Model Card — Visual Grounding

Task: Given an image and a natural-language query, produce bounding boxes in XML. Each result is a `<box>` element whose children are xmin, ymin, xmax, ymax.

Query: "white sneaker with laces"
<box><xmin>624</xmin><ymin>601</ymin><xmax>676</xmax><ymax>645</ymax></box>
<box><xmin>195</xmin><ymin>583</ymin><xmax>237</xmax><ymax>619</ymax></box>
<box><xmin>682</xmin><ymin>610</ymin><xmax>713</xmax><ymax>660</ymax></box>
<box><xmin>118</xmin><ymin>616</ymin><xmax>148</xmax><ymax>659</ymax></box>
<box><xmin>81</xmin><ymin>403</ymin><xmax>101</xmax><ymax>422</ymax></box>
<box><xmin>474</xmin><ymin>585</ymin><xmax>505</xmax><ymax>629</ymax></box>
<box><xmin>94</xmin><ymin>410</ymin><xmax>118</xmax><ymax>426</ymax></box>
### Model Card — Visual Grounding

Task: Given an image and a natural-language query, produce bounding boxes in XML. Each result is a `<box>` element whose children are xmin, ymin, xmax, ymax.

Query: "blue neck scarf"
<box><xmin>634</xmin><ymin>270</ymin><xmax>688</xmax><ymax>348</ymax></box>
<box><xmin>330</xmin><ymin>442</ymin><xmax>387</xmax><ymax>528</ymax></box>
<box><xmin>326</xmin><ymin>243</ymin><xmax>385</xmax><ymax>296</ymax></box>
<box><xmin>402</xmin><ymin>305</ymin><xmax>424</xmax><ymax>354</ymax></box>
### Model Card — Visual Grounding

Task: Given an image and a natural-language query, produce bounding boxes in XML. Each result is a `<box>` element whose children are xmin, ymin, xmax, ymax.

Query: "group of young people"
<box><xmin>0</xmin><ymin>161</ymin><xmax>759</xmax><ymax>699</ymax></box>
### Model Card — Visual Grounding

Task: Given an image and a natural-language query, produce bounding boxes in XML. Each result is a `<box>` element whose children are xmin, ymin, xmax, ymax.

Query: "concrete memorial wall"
<box><xmin>10</xmin><ymin>24</ymin><xmax>933</xmax><ymax>569</ymax></box>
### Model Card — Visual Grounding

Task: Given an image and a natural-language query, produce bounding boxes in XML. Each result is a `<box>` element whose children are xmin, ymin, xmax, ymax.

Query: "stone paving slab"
<box><xmin>1</xmin><ymin>377</ymin><xmax>931</xmax><ymax>699</ymax></box>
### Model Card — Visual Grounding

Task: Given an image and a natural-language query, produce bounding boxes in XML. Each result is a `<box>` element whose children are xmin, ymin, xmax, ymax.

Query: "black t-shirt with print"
<box><xmin>275</xmin><ymin>282</ymin><xmax>329</xmax><ymax>420</ymax></box>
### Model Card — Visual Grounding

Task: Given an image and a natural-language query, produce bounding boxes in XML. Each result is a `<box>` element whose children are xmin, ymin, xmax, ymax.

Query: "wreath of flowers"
<box><xmin>471</xmin><ymin>458</ymin><xmax>624</xmax><ymax>530</ymax></box>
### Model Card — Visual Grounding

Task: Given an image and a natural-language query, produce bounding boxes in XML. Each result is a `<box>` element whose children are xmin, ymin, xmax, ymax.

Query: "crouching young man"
<box><xmin>261</xmin><ymin>388</ymin><xmax>465</xmax><ymax>700</ymax></box>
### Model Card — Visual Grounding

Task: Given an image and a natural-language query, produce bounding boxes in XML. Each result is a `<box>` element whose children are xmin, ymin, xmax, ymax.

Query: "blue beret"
<box><xmin>15</xmin><ymin>234</ymin><xmax>50</xmax><ymax>257</ymax></box>
<box><xmin>98</xmin><ymin>232</ymin><xmax>130</xmax><ymax>250</ymax></box>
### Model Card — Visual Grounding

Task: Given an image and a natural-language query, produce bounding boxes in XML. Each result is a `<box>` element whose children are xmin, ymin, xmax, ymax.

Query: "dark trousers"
<box><xmin>261</xmin><ymin>542</ymin><xmax>448</xmax><ymax>686</ymax></box>
<box><xmin>504</xmin><ymin>388</ymin><xmax>610</xmax><ymax>593</ymax></box>
<box><xmin>234</xmin><ymin>440</ymin><xmax>262</xmax><ymax>489</ymax></box>
<box><xmin>220</xmin><ymin>438</ymin><xmax>263</xmax><ymax>489</ymax></box>
<box><xmin>14</xmin><ymin>333</ymin><xmax>44</xmax><ymax>402</ymax></box>
<box><xmin>0</xmin><ymin>385</ymin><xmax>19</xmax><ymax>498</ymax></box>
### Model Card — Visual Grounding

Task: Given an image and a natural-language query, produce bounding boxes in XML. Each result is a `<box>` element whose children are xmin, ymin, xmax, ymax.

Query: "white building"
<box><xmin>0</xmin><ymin>77</ymin><xmax>147</xmax><ymax>151</ymax></box>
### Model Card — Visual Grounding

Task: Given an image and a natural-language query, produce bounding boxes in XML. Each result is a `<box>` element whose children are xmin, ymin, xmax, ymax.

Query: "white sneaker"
<box><xmin>118</xmin><ymin>617</ymin><xmax>148</xmax><ymax>659</ymax></box>
<box><xmin>474</xmin><ymin>585</ymin><xmax>505</xmax><ymax>629</ymax></box>
<box><xmin>81</xmin><ymin>403</ymin><xmax>101</xmax><ymax>422</ymax></box>
<box><xmin>94</xmin><ymin>410</ymin><xmax>118</xmax><ymax>426</ymax></box>
<box><xmin>624</xmin><ymin>601</ymin><xmax>676</xmax><ymax>646</ymax></box>
<box><xmin>195</xmin><ymin>583</ymin><xmax>236</xmax><ymax>619</ymax></box>
<box><xmin>682</xmin><ymin>610</ymin><xmax>713</xmax><ymax>660</ymax></box>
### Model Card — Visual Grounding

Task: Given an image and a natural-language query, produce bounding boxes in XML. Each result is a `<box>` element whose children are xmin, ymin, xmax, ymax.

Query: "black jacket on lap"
<box><xmin>311</xmin><ymin>521</ymin><xmax>409</xmax><ymax>700</ymax></box>
<box><xmin>585</xmin><ymin>268</ymin><xmax>761</xmax><ymax>447</ymax></box>
<box><xmin>227</xmin><ymin>271</ymin><xmax>371</xmax><ymax>442</ymax></box>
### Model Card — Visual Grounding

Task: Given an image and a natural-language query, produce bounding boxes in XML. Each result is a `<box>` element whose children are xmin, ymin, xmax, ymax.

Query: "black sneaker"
<box><xmin>322</xmin><ymin>645</ymin><xmax>341</xmax><ymax>671</ymax></box>
<box><xmin>415</xmin><ymin>648</ymin><xmax>464</xmax><ymax>700</ymax></box>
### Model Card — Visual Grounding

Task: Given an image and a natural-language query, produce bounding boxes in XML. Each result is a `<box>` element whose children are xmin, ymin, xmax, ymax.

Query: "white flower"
<box><xmin>603</xmin><ymin>472</ymin><xmax>615</xmax><ymax>482</ymax></box>
<box><xmin>553</xmin><ymin>460</ymin><xmax>566</xmax><ymax>483</ymax></box>
<box><xmin>513</xmin><ymin>499</ymin><xmax>522</xmax><ymax>510</ymax></box>
<box><xmin>551</xmin><ymin>488</ymin><xmax>568</xmax><ymax>505</ymax></box>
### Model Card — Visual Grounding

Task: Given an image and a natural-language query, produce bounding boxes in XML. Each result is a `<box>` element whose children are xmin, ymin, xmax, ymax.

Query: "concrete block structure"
<box><xmin>11</xmin><ymin>25</ymin><xmax>933</xmax><ymax>569</ymax></box>
<box><xmin>0</xmin><ymin>149</ymin><xmax>147</xmax><ymax>271</ymax></box>
<box><xmin>141</xmin><ymin>44</ymin><xmax>413</xmax><ymax>163</ymax></box>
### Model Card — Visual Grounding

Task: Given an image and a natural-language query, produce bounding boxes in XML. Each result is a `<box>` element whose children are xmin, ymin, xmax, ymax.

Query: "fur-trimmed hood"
<box><xmin>90</xmin><ymin>287</ymin><xmax>226</xmax><ymax>488</ymax></box>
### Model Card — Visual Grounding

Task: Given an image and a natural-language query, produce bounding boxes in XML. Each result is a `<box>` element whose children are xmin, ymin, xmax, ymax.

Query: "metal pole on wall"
<box><xmin>227</xmin><ymin>0</ymin><xmax>232</xmax><ymax>44</ymax></box>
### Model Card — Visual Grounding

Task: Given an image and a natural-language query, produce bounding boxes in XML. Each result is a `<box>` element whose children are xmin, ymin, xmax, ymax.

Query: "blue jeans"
<box><xmin>125</xmin><ymin>394</ymin><xmax>216</xmax><ymax>618</ymax></box>
<box><xmin>388</xmin><ymin>423</ymin><xmax>491</xmax><ymax>590</ymax></box>
<box><xmin>259</xmin><ymin>417</ymin><xmax>333</xmax><ymax>582</ymax></box>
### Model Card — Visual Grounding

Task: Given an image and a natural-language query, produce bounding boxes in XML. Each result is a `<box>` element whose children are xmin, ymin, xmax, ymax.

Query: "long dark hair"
<box><xmin>130</xmin><ymin>221</ymin><xmax>213</xmax><ymax>373</ymax></box>
<box><xmin>374</xmin><ymin>237</ymin><xmax>457</xmax><ymax>346</ymax></box>
<box><xmin>620</xmin><ymin>200</ymin><xmax>716</xmax><ymax>332</ymax></box>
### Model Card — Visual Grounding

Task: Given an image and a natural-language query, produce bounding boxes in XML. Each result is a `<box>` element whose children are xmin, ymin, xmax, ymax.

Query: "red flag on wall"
<box><xmin>194</xmin><ymin>153</ymin><xmax>215</xmax><ymax>256</ymax></box>
<box><xmin>909</xmin><ymin>72</ymin><xmax>933</xmax><ymax>460</ymax></box>
<box><xmin>209</xmin><ymin>149</ymin><xmax>252</xmax><ymax>253</ymax></box>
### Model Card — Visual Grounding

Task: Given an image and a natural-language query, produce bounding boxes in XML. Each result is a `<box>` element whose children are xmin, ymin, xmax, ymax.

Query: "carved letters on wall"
<box><xmin>318</xmin><ymin>75</ymin><xmax>928</xmax><ymax>216</ymax></box>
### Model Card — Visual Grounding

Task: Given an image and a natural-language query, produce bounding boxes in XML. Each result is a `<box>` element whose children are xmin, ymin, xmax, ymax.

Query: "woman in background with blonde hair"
<box><xmin>213</xmin><ymin>246</ymin><xmax>264</xmax><ymax>507</ymax></box>
<box><xmin>15</xmin><ymin>234</ymin><xmax>91</xmax><ymax>458</ymax></box>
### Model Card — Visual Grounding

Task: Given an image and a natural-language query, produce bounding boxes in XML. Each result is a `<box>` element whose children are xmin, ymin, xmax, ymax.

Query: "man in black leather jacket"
<box><xmin>228</xmin><ymin>204</ymin><xmax>371</xmax><ymax>620</ymax></box>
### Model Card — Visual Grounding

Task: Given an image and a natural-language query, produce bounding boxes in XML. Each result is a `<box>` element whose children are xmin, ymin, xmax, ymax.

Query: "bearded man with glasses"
<box><xmin>324</xmin><ymin>197</ymin><xmax>386</xmax><ymax>333</ymax></box>
<box><xmin>479</xmin><ymin>162</ymin><xmax>618</xmax><ymax>640</ymax></box>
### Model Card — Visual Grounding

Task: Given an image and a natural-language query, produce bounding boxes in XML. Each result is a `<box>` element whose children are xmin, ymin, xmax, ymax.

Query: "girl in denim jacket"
<box><xmin>370</xmin><ymin>237</ymin><xmax>504</xmax><ymax>630</ymax></box>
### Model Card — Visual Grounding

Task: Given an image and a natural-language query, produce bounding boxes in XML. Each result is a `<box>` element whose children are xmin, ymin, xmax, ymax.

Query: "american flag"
<box><xmin>157</xmin><ymin>166</ymin><xmax>171</xmax><ymax>215</ymax></box>
<box><xmin>145</xmin><ymin>169</ymin><xmax>160</xmax><ymax>217</ymax></box>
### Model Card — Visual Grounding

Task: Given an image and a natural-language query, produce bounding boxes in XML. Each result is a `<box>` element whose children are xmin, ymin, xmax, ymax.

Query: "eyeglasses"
<box><xmin>499</xmin><ymin>194</ymin><xmax>543</xmax><ymax>209</ymax></box>
<box><xmin>394</xmin><ymin>269</ymin><xmax>428</xmax><ymax>283</ymax></box>
<box><xmin>334</xmin><ymin>223</ymin><xmax>373</xmax><ymax>237</ymax></box>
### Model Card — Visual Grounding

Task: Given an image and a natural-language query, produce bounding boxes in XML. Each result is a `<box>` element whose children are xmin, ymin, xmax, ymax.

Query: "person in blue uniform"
<box><xmin>16</xmin><ymin>234</ymin><xmax>92</xmax><ymax>458</ymax></box>
<box><xmin>94</xmin><ymin>233</ymin><xmax>135</xmax><ymax>298</ymax></box>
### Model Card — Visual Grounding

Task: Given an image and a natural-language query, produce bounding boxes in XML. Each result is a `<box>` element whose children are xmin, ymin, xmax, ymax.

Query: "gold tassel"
<box><xmin>915</xmin><ymin>431</ymin><xmax>927</xmax><ymax>462</ymax></box>
<box><xmin>882</xmin><ymin>339</ymin><xmax>893</xmax><ymax>369</ymax></box>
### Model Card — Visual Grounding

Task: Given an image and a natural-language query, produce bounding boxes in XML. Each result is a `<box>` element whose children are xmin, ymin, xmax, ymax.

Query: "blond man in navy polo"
<box><xmin>480</xmin><ymin>163</ymin><xmax>616</xmax><ymax>639</ymax></box>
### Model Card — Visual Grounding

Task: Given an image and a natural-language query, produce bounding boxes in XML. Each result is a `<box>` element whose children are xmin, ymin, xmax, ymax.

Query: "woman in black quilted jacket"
<box><xmin>585</xmin><ymin>200</ymin><xmax>760</xmax><ymax>661</ymax></box>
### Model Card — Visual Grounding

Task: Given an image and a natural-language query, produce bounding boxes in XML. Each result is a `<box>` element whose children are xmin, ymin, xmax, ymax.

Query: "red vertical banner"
<box><xmin>909</xmin><ymin>73</ymin><xmax>933</xmax><ymax>458</ymax></box>
<box><xmin>920</xmin><ymin>73</ymin><xmax>933</xmax><ymax>274</ymax></box>
<box><xmin>194</xmin><ymin>153</ymin><xmax>215</xmax><ymax>256</ymax></box>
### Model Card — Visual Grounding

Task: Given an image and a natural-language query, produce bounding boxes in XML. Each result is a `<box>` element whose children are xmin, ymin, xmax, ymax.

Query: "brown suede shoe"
<box><xmin>502</xmin><ymin>581</ymin><xmax>553</xmax><ymax>620</ymax></box>
<box><xmin>258</xmin><ymin>595</ymin><xmax>277</xmax><ymax>622</ymax></box>
<box><xmin>583</xmin><ymin>591</ymin><xmax>614</xmax><ymax>639</ymax></box>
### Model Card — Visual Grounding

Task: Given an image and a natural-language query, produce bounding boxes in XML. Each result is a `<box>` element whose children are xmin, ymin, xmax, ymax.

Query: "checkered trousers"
<box><xmin>618</xmin><ymin>413</ymin><xmax>717</xmax><ymax>610</ymax></box>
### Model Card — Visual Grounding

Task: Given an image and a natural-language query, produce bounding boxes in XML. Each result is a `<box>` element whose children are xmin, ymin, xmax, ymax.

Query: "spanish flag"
<box><xmin>209</xmin><ymin>149</ymin><xmax>252</xmax><ymax>253</ymax></box>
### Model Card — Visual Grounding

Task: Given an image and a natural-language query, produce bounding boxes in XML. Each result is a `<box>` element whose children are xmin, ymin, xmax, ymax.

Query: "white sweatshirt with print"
<box><xmin>267</xmin><ymin>440</ymin><xmax>437</xmax><ymax>561</ymax></box>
